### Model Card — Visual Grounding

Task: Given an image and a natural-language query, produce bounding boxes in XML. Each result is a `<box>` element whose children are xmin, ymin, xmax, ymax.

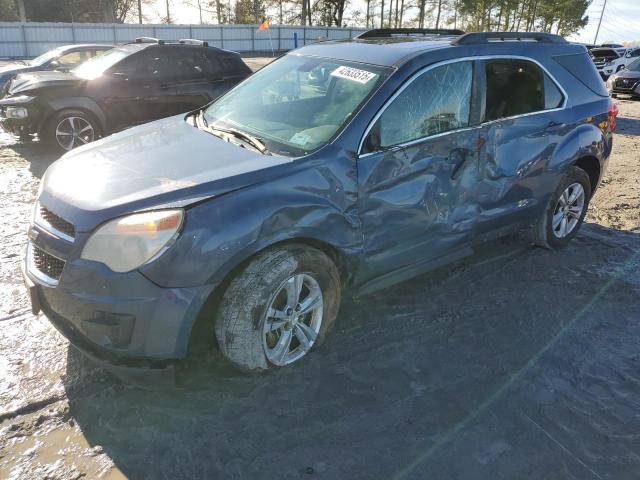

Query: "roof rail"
<box><xmin>452</xmin><ymin>32</ymin><xmax>567</xmax><ymax>45</ymax></box>
<box><xmin>357</xmin><ymin>28</ymin><xmax>465</xmax><ymax>39</ymax></box>
<box><xmin>178</xmin><ymin>38</ymin><xmax>209</xmax><ymax>47</ymax></box>
<box><xmin>132</xmin><ymin>37</ymin><xmax>165</xmax><ymax>45</ymax></box>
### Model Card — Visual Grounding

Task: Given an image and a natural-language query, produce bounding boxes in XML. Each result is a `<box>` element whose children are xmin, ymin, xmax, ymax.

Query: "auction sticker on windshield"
<box><xmin>330</xmin><ymin>66</ymin><xmax>377</xmax><ymax>84</ymax></box>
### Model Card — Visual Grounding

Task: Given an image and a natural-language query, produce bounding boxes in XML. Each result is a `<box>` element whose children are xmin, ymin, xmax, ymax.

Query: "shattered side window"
<box><xmin>375</xmin><ymin>61</ymin><xmax>473</xmax><ymax>148</ymax></box>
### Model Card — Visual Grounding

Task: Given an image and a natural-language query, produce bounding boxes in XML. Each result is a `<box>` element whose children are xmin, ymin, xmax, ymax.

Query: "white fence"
<box><xmin>0</xmin><ymin>22</ymin><xmax>367</xmax><ymax>58</ymax></box>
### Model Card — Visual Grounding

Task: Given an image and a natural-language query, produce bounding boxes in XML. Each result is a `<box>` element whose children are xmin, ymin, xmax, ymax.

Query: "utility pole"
<box><xmin>594</xmin><ymin>0</ymin><xmax>607</xmax><ymax>45</ymax></box>
<box><xmin>138</xmin><ymin>0</ymin><xmax>142</xmax><ymax>23</ymax></box>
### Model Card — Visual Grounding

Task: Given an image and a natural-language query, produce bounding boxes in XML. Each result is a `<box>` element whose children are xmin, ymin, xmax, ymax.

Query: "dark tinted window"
<box><xmin>367</xmin><ymin>61</ymin><xmax>473</xmax><ymax>150</ymax></box>
<box><xmin>484</xmin><ymin>59</ymin><xmax>563</xmax><ymax>122</ymax></box>
<box><xmin>115</xmin><ymin>48</ymin><xmax>169</xmax><ymax>79</ymax></box>
<box><xmin>220</xmin><ymin>56</ymin><xmax>250</xmax><ymax>76</ymax></box>
<box><xmin>170</xmin><ymin>49</ymin><xmax>201</xmax><ymax>81</ymax></box>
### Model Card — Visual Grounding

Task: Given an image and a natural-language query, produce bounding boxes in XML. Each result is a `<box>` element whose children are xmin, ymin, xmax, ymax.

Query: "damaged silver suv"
<box><xmin>24</xmin><ymin>30</ymin><xmax>616</xmax><ymax>377</ymax></box>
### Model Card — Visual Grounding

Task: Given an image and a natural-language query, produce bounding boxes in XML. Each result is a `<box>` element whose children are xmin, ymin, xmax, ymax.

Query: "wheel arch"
<box><xmin>39</xmin><ymin>97</ymin><xmax>107</xmax><ymax>134</ymax></box>
<box><xmin>573</xmin><ymin>155</ymin><xmax>601</xmax><ymax>194</ymax></box>
<box><xmin>183</xmin><ymin>236</ymin><xmax>352</xmax><ymax>358</ymax></box>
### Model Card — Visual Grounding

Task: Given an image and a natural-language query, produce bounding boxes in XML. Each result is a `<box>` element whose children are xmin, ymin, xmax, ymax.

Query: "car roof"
<box><xmin>58</xmin><ymin>44</ymin><xmax>113</xmax><ymax>51</ymax></box>
<box><xmin>293</xmin><ymin>37</ymin><xmax>452</xmax><ymax>67</ymax></box>
<box><xmin>294</xmin><ymin>33</ymin><xmax>584</xmax><ymax>68</ymax></box>
<box><xmin>117</xmin><ymin>41</ymin><xmax>240</xmax><ymax>57</ymax></box>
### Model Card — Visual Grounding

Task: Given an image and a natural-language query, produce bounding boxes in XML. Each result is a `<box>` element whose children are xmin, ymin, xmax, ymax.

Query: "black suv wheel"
<box><xmin>43</xmin><ymin>109</ymin><xmax>101</xmax><ymax>152</ymax></box>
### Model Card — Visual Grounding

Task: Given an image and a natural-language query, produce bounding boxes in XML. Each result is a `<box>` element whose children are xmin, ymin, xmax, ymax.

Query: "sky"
<box><xmin>144</xmin><ymin>0</ymin><xmax>640</xmax><ymax>45</ymax></box>
<box><xmin>569</xmin><ymin>0</ymin><xmax>640</xmax><ymax>45</ymax></box>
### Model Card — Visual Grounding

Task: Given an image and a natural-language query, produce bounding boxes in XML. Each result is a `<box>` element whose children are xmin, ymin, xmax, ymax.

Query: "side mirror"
<box><xmin>49</xmin><ymin>60</ymin><xmax>60</xmax><ymax>70</ymax></box>
<box><xmin>620</xmin><ymin>65</ymin><xmax>626</xmax><ymax>70</ymax></box>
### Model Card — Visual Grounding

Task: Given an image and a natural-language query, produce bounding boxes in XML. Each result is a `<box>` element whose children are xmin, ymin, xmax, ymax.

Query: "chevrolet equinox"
<box><xmin>23</xmin><ymin>30</ymin><xmax>617</xmax><ymax>376</ymax></box>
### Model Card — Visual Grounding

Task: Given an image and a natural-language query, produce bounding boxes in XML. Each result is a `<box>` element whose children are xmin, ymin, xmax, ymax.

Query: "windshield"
<box><xmin>29</xmin><ymin>48</ymin><xmax>64</xmax><ymax>66</ymax></box>
<box><xmin>203</xmin><ymin>55</ymin><xmax>389</xmax><ymax>156</ymax></box>
<box><xmin>627</xmin><ymin>58</ymin><xmax>640</xmax><ymax>72</ymax></box>
<box><xmin>72</xmin><ymin>47</ymin><xmax>135</xmax><ymax>80</ymax></box>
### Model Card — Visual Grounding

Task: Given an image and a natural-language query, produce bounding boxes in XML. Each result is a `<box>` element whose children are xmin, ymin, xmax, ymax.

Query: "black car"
<box><xmin>607</xmin><ymin>57</ymin><xmax>640</xmax><ymax>98</ymax></box>
<box><xmin>0</xmin><ymin>38</ymin><xmax>252</xmax><ymax>151</ymax></box>
<box><xmin>0</xmin><ymin>44</ymin><xmax>113</xmax><ymax>93</ymax></box>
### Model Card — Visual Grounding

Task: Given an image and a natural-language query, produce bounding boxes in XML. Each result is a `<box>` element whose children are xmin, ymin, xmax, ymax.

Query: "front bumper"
<box><xmin>23</xmin><ymin>238</ymin><xmax>217</xmax><ymax>376</ymax></box>
<box><xmin>0</xmin><ymin>104</ymin><xmax>38</xmax><ymax>135</ymax></box>
<box><xmin>609</xmin><ymin>83</ymin><xmax>640</xmax><ymax>96</ymax></box>
<box><xmin>0</xmin><ymin>115</ymin><xmax>36</xmax><ymax>135</ymax></box>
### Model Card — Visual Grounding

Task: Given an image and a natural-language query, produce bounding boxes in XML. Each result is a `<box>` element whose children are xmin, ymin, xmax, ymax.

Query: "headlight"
<box><xmin>5</xmin><ymin>106</ymin><xmax>28</xmax><ymax>118</ymax></box>
<box><xmin>81</xmin><ymin>209</ymin><xmax>184</xmax><ymax>273</ymax></box>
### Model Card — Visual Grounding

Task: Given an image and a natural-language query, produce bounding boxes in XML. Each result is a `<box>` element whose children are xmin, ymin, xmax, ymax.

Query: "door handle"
<box><xmin>449</xmin><ymin>147</ymin><xmax>473</xmax><ymax>179</ymax></box>
<box><xmin>547</xmin><ymin>120</ymin><xmax>562</xmax><ymax>128</ymax></box>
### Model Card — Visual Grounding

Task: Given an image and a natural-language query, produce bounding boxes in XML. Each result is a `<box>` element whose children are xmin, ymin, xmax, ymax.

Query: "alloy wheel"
<box><xmin>552</xmin><ymin>182</ymin><xmax>585</xmax><ymax>238</ymax></box>
<box><xmin>55</xmin><ymin>116</ymin><xmax>95</xmax><ymax>151</ymax></box>
<box><xmin>262</xmin><ymin>273</ymin><xmax>324</xmax><ymax>366</ymax></box>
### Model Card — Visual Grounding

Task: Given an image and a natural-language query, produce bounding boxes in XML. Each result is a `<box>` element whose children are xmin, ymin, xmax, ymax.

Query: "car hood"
<box><xmin>0</xmin><ymin>62</ymin><xmax>30</xmax><ymax>76</ymax></box>
<box><xmin>615</xmin><ymin>70</ymin><xmax>640</xmax><ymax>80</ymax></box>
<box><xmin>8</xmin><ymin>70</ymin><xmax>80</xmax><ymax>94</ymax></box>
<box><xmin>39</xmin><ymin>115</ymin><xmax>293</xmax><ymax>232</ymax></box>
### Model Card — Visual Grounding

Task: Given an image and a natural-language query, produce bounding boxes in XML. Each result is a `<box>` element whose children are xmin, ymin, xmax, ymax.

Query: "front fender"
<box><xmin>139</xmin><ymin>152</ymin><xmax>361</xmax><ymax>289</ymax></box>
<box><xmin>44</xmin><ymin>96</ymin><xmax>107</xmax><ymax>132</ymax></box>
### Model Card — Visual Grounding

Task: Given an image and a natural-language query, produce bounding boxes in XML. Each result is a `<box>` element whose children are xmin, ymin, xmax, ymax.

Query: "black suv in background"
<box><xmin>0</xmin><ymin>38</ymin><xmax>252</xmax><ymax>151</ymax></box>
<box><xmin>0</xmin><ymin>44</ymin><xmax>113</xmax><ymax>92</ymax></box>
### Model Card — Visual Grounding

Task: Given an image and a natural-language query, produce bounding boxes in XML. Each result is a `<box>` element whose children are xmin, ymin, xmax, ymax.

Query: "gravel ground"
<box><xmin>0</xmin><ymin>84</ymin><xmax>639</xmax><ymax>478</ymax></box>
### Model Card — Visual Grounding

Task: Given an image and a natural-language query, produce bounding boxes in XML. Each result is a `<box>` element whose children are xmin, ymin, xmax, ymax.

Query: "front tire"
<box><xmin>43</xmin><ymin>109</ymin><xmax>100</xmax><ymax>152</ymax></box>
<box><xmin>215</xmin><ymin>245</ymin><xmax>341</xmax><ymax>372</ymax></box>
<box><xmin>532</xmin><ymin>166</ymin><xmax>592</xmax><ymax>249</ymax></box>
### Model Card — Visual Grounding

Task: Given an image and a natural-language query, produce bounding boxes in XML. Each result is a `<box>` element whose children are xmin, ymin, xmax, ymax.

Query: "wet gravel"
<box><xmin>0</xmin><ymin>99</ymin><xmax>639</xmax><ymax>479</ymax></box>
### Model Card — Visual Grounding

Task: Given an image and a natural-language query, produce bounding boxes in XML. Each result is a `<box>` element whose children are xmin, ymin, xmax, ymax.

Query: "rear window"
<box><xmin>553</xmin><ymin>53</ymin><xmax>608</xmax><ymax>97</ymax></box>
<box><xmin>483</xmin><ymin>59</ymin><xmax>564</xmax><ymax>122</ymax></box>
<box><xmin>219</xmin><ymin>55</ymin><xmax>251</xmax><ymax>76</ymax></box>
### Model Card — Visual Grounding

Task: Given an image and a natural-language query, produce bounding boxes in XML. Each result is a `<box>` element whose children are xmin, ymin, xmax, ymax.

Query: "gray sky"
<box><xmin>145</xmin><ymin>0</ymin><xmax>640</xmax><ymax>45</ymax></box>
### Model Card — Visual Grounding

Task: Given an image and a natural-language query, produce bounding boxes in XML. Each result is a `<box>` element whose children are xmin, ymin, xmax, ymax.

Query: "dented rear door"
<box><xmin>475</xmin><ymin>58</ymin><xmax>569</xmax><ymax>234</ymax></box>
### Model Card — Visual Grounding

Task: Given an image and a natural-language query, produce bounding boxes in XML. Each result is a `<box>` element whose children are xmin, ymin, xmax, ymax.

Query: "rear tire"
<box><xmin>532</xmin><ymin>166</ymin><xmax>591</xmax><ymax>249</ymax></box>
<box><xmin>215</xmin><ymin>244</ymin><xmax>341</xmax><ymax>372</ymax></box>
<box><xmin>42</xmin><ymin>109</ymin><xmax>101</xmax><ymax>153</ymax></box>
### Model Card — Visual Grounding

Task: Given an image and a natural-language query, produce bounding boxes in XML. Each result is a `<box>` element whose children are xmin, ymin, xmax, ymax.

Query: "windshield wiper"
<box><xmin>196</xmin><ymin>110</ymin><xmax>270</xmax><ymax>155</ymax></box>
<box><xmin>211</xmin><ymin>126</ymin><xmax>270</xmax><ymax>155</ymax></box>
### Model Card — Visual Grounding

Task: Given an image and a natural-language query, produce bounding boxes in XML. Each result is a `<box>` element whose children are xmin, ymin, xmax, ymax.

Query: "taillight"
<box><xmin>608</xmin><ymin>101</ymin><xmax>619</xmax><ymax>132</ymax></box>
